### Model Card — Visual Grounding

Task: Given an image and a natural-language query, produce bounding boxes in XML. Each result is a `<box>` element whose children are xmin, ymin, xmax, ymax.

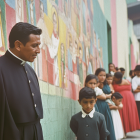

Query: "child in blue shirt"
<box><xmin>70</xmin><ymin>87</ymin><xmax>110</xmax><ymax>140</ymax></box>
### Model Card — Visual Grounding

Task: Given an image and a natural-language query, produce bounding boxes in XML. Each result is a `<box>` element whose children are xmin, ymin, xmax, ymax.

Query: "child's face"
<box><xmin>107</xmin><ymin>77</ymin><xmax>113</xmax><ymax>85</ymax></box>
<box><xmin>98</xmin><ymin>71</ymin><xmax>106</xmax><ymax>83</ymax></box>
<box><xmin>135</xmin><ymin>71</ymin><xmax>140</xmax><ymax>77</ymax></box>
<box><xmin>112</xmin><ymin>97</ymin><xmax>122</xmax><ymax>106</ymax></box>
<box><xmin>79</xmin><ymin>97</ymin><xmax>96</xmax><ymax>114</ymax></box>
<box><xmin>85</xmin><ymin>79</ymin><xmax>97</xmax><ymax>89</ymax></box>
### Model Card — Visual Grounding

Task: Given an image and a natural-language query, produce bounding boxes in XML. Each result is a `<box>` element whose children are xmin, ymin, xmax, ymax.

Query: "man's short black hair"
<box><xmin>79</xmin><ymin>87</ymin><xmax>96</xmax><ymax>101</ymax></box>
<box><xmin>120</xmin><ymin>67</ymin><xmax>125</xmax><ymax>72</ymax></box>
<box><xmin>9</xmin><ymin>22</ymin><xmax>42</xmax><ymax>48</ymax></box>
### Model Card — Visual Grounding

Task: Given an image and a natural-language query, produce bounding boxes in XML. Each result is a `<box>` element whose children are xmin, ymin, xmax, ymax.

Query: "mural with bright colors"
<box><xmin>0</xmin><ymin>0</ymin><xmax>103</xmax><ymax>99</ymax></box>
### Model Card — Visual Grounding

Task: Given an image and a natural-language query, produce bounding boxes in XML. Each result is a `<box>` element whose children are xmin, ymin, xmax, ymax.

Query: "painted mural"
<box><xmin>1</xmin><ymin>0</ymin><xmax>104</xmax><ymax>93</ymax></box>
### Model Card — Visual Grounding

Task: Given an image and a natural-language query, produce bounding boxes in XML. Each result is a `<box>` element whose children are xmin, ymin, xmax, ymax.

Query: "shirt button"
<box><xmin>32</xmin><ymin>93</ymin><xmax>34</xmax><ymax>96</ymax></box>
<box><xmin>29</xmin><ymin>80</ymin><xmax>31</xmax><ymax>83</ymax></box>
<box><xmin>35</xmin><ymin>104</ymin><xmax>36</xmax><ymax>107</ymax></box>
<box><xmin>86</xmin><ymin>134</ymin><xmax>88</xmax><ymax>137</ymax></box>
<box><xmin>26</xmin><ymin>71</ymin><xmax>27</xmax><ymax>73</ymax></box>
<box><xmin>86</xmin><ymin>125</ymin><xmax>89</xmax><ymax>127</ymax></box>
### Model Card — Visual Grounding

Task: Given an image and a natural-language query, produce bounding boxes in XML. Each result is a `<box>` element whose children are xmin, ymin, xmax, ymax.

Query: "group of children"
<box><xmin>70</xmin><ymin>67</ymin><xmax>140</xmax><ymax>140</ymax></box>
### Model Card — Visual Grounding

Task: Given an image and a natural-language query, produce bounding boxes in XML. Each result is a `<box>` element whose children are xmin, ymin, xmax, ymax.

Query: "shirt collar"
<box><xmin>82</xmin><ymin>107</ymin><xmax>95</xmax><ymax>118</ymax></box>
<box><xmin>8</xmin><ymin>49</ymin><xmax>26</xmax><ymax>65</ymax></box>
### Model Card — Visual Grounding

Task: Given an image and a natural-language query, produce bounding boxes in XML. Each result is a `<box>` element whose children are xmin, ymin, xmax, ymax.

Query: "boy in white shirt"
<box><xmin>132</xmin><ymin>65</ymin><xmax>140</xmax><ymax>121</ymax></box>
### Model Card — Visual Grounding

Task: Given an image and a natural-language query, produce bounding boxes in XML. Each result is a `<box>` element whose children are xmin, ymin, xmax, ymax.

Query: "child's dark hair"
<box><xmin>106</xmin><ymin>73</ymin><xmax>113</xmax><ymax>78</ymax></box>
<box><xmin>84</xmin><ymin>74</ymin><xmax>98</xmax><ymax>86</ymax></box>
<box><xmin>79</xmin><ymin>87</ymin><xmax>96</xmax><ymax>101</ymax></box>
<box><xmin>95</xmin><ymin>68</ymin><xmax>107</xmax><ymax>85</ymax></box>
<box><xmin>111</xmin><ymin>92</ymin><xmax>123</xmax><ymax>99</ymax></box>
<box><xmin>114</xmin><ymin>72</ymin><xmax>123</xmax><ymax>84</ymax></box>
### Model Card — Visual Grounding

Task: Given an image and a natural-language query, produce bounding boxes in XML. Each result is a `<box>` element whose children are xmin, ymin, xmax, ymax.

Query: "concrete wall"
<box><xmin>116</xmin><ymin>0</ymin><xmax>130</xmax><ymax>76</ymax></box>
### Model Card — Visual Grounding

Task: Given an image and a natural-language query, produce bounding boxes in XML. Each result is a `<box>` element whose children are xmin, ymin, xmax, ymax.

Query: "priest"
<box><xmin>0</xmin><ymin>22</ymin><xmax>43</xmax><ymax>140</ymax></box>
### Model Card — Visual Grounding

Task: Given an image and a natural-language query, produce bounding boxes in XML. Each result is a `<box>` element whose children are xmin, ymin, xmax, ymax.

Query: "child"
<box><xmin>106</xmin><ymin>74</ymin><xmax>115</xmax><ymax>94</ymax></box>
<box><xmin>106</xmin><ymin>92</ymin><xmax>124</xmax><ymax>140</ymax></box>
<box><xmin>85</xmin><ymin>74</ymin><xmax>116</xmax><ymax>140</ymax></box>
<box><xmin>70</xmin><ymin>87</ymin><xmax>110</xmax><ymax>140</ymax></box>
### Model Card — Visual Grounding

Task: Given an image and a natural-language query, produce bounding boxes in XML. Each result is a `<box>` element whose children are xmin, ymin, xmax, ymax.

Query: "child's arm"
<box><xmin>70</xmin><ymin>116</ymin><xmax>78</xmax><ymax>136</ymax></box>
<box><xmin>97</xmin><ymin>94</ymin><xmax>106</xmax><ymax>100</ymax></box>
<box><xmin>105</xmin><ymin>94</ymin><xmax>112</xmax><ymax>99</ymax></box>
<box><xmin>99</xmin><ymin>115</ymin><xmax>110</xmax><ymax>140</ymax></box>
<box><xmin>108</xmin><ymin>103</ymin><xmax>118</xmax><ymax>110</ymax></box>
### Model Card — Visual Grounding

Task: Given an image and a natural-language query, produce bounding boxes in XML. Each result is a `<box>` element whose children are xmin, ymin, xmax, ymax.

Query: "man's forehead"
<box><xmin>28</xmin><ymin>34</ymin><xmax>40</xmax><ymax>41</ymax></box>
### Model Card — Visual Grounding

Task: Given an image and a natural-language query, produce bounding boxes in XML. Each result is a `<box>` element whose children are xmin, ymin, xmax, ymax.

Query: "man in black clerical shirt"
<box><xmin>0</xmin><ymin>22</ymin><xmax>43</xmax><ymax>140</ymax></box>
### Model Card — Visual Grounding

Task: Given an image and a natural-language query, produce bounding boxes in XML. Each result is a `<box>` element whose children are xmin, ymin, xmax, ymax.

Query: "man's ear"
<box><xmin>78</xmin><ymin>100</ymin><xmax>81</xmax><ymax>105</ymax></box>
<box><xmin>14</xmin><ymin>40</ymin><xmax>22</xmax><ymax>51</ymax></box>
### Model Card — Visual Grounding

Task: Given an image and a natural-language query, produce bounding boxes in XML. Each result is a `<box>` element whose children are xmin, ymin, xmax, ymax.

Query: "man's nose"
<box><xmin>36</xmin><ymin>46</ymin><xmax>40</xmax><ymax>54</ymax></box>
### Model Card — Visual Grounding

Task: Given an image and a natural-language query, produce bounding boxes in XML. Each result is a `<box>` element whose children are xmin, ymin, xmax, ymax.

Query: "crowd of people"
<box><xmin>70</xmin><ymin>63</ymin><xmax>140</xmax><ymax>140</ymax></box>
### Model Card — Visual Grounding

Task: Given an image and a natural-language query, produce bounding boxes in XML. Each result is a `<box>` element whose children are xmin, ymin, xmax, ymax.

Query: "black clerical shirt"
<box><xmin>0</xmin><ymin>50</ymin><xmax>43</xmax><ymax>140</ymax></box>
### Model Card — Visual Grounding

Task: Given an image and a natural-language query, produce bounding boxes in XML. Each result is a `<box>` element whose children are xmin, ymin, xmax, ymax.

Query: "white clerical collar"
<box><xmin>82</xmin><ymin>107</ymin><xmax>95</xmax><ymax>118</ymax></box>
<box><xmin>8</xmin><ymin>49</ymin><xmax>26</xmax><ymax>65</ymax></box>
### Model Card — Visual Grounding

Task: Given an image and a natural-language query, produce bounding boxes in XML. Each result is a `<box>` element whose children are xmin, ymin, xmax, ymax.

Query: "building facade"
<box><xmin>0</xmin><ymin>0</ymin><xmax>139</xmax><ymax>139</ymax></box>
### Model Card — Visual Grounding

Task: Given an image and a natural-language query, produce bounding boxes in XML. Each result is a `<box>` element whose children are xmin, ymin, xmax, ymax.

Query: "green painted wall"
<box><xmin>41</xmin><ymin>94</ymin><xmax>81</xmax><ymax>140</ymax></box>
<box><xmin>93</xmin><ymin>0</ymin><xmax>109</xmax><ymax>72</ymax></box>
<box><xmin>104</xmin><ymin>0</ymin><xmax>111</xmax><ymax>26</ymax></box>
<box><xmin>126</xmin><ymin>0</ymin><xmax>138</xmax><ymax>4</ymax></box>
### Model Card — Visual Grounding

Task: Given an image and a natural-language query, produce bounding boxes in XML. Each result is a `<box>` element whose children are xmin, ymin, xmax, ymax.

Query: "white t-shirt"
<box><xmin>126</xmin><ymin>77</ymin><xmax>132</xmax><ymax>83</ymax></box>
<box><xmin>132</xmin><ymin>76</ymin><xmax>140</xmax><ymax>101</ymax></box>
<box><xmin>94</xmin><ymin>87</ymin><xmax>103</xmax><ymax>96</ymax></box>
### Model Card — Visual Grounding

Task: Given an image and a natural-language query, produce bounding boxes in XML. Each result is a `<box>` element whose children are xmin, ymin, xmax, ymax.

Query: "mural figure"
<box><xmin>47</xmin><ymin>6</ymin><xmax>60</xmax><ymax>86</ymax></box>
<box><xmin>60</xmin><ymin>43</ymin><xmax>65</xmax><ymax>87</ymax></box>
<box><xmin>36</xmin><ymin>1</ymin><xmax>50</xmax><ymax>81</ymax></box>
<box><xmin>67</xmin><ymin>32</ymin><xmax>73</xmax><ymax>72</ymax></box>
<box><xmin>30</xmin><ymin>0</ymin><xmax>34</xmax><ymax>24</ymax></box>
<box><xmin>26</xmin><ymin>0</ymin><xmax>36</xmax><ymax>25</ymax></box>
<box><xmin>72</xmin><ymin>39</ymin><xmax>78</xmax><ymax>74</ymax></box>
<box><xmin>77</xmin><ymin>42</ymin><xmax>83</xmax><ymax>85</ymax></box>
<box><xmin>15</xmin><ymin>0</ymin><xmax>24</xmax><ymax>22</ymax></box>
<box><xmin>0</xmin><ymin>6</ymin><xmax>5</xmax><ymax>56</ymax></box>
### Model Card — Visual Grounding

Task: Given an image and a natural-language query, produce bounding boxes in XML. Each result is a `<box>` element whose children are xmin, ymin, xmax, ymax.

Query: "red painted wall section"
<box><xmin>6</xmin><ymin>3</ymin><xmax>16</xmax><ymax>48</ymax></box>
<box><xmin>35</xmin><ymin>0</ymin><xmax>40</xmax><ymax>23</ymax></box>
<box><xmin>131</xmin><ymin>44</ymin><xmax>136</xmax><ymax>70</ymax></box>
<box><xmin>23</xmin><ymin>0</ymin><xmax>27</xmax><ymax>22</ymax></box>
<box><xmin>111</xmin><ymin>0</ymin><xmax>118</xmax><ymax>66</ymax></box>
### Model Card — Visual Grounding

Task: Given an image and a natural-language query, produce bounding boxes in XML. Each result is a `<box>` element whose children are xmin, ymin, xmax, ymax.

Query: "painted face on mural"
<box><xmin>53</xmin><ymin>13</ymin><xmax>57</xmax><ymax>35</ymax></box>
<box><xmin>18</xmin><ymin>34</ymin><xmax>41</xmax><ymax>62</ymax></box>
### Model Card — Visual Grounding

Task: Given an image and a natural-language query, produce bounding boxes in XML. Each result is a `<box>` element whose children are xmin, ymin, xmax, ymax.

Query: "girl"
<box><xmin>85</xmin><ymin>74</ymin><xmax>116</xmax><ymax>140</ymax></box>
<box><xmin>106</xmin><ymin>92</ymin><xmax>125</xmax><ymax>140</ymax></box>
<box><xmin>108</xmin><ymin>63</ymin><xmax>116</xmax><ymax>75</ymax></box>
<box><xmin>113</xmin><ymin>72</ymin><xmax>140</xmax><ymax>133</ymax></box>
<box><xmin>106</xmin><ymin>74</ymin><xmax>115</xmax><ymax>94</ymax></box>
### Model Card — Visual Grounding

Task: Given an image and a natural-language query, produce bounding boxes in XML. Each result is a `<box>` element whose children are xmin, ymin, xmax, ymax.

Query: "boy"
<box><xmin>70</xmin><ymin>87</ymin><xmax>110</xmax><ymax>140</ymax></box>
<box><xmin>132</xmin><ymin>65</ymin><xmax>140</xmax><ymax>121</ymax></box>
